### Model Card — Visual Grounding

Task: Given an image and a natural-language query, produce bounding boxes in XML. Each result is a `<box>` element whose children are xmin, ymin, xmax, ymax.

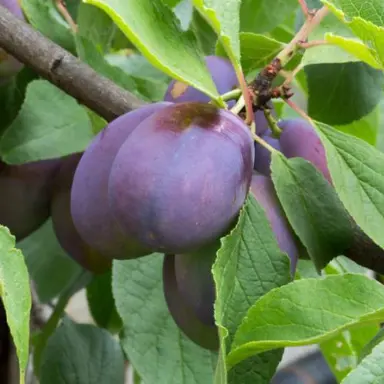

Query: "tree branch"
<box><xmin>0</xmin><ymin>6</ymin><xmax>146</xmax><ymax>122</ymax></box>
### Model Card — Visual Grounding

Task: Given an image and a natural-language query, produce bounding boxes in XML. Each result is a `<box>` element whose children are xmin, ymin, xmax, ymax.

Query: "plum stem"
<box><xmin>298</xmin><ymin>0</ymin><xmax>310</xmax><ymax>17</ymax></box>
<box><xmin>284</xmin><ymin>98</ymin><xmax>315</xmax><ymax>127</ymax></box>
<box><xmin>221</xmin><ymin>88</ymin><xmax>242</xmax><ymax>102</ymax></box>
<box><xmin>282</xmin><ymin>63</ymin><xmax>304</xmax><ymax>87</ymax></box>
<box><xmin>252</xmin><ymin>132</ymin><xmax>279</xmax><ymax>154</ymax></box>
<box><xmin>263</xmin><ymin>108</ymin><xmax>282</xmax><ymax>137</ymax></box>
<box><xmin>55</xmin><ymin>0</ymin><xmax>78</xmax><ymax>33</ymax></box>
<box><xmin>298</xmin><ymin>39</ymin><xmax>328</xmax><ymax>49</ymax></box>
<box><xmin>230</xmin><ymin>94</ymin><xmax>245</xmax><ymax>115</ymax></box>
<box><xmin>237</xmin><ymin>69</ymin><xmax>254</xmax><ymax>125</ymax></box>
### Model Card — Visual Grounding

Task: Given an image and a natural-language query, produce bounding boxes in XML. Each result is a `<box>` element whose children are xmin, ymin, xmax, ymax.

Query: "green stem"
<box><xmin>252</xmin><ymin>132</ymin><xmax>279</xmax><ymax>154</ymax></box>
<box><xmin>32</xmin><ymin>269</ymin><xmax>91</xmax><ymax>377</ymax></box>
<box><xmin>230</xmin><ymin>95</ymin><xmax>245</xmax><ymax>115</ymax></box>
<box><xmin>221</xmin><ymin>88</ymin><xmax>241</xmax><ymax>102</ymax></box>
<box><xmin>263</xmin><ymin>109</ymin><xmax>282</xmax><ymax>137</ymax></box>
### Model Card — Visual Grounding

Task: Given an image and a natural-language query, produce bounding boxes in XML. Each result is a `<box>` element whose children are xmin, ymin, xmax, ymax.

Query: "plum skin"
<box><xmin>250</xmin><ymin>174</ymin><xmax>298</xmax><ymax>275</ymax></box>
<box><xmin>279</xmin><ymin>118</ymin><xmax>332</xmax><ymax>183</ymax></box>
<box><xmin>108</xmin><ymin>102</ymin><xmax>254</xmax><ymax>254</ymax></box>
<box><xmin>0</xmin><ymin>0</ymin><xmax>24</xmax><ymax>83</ymax></box>
<box><xmin>71</xmin><ymin>102</ymin><xmax>171</xmax><ymax>260</ymax></box>
<box><xmin>51</xmin><ymin>153</ymin><xmax>111</xmax><ymax>274</ymax></box>
<box><xmin>0</xmin><ymin>159</ymin><xmax>61</xmax><ymax>241</ymax></box>
<box><xmin>162</xmin><ymin>254</ymin><xmax>219</xmax><ymax>350</ymax></box>
<box><xmin>164</xmin><ymin>55</ymin><xmax>238</xmax><ymax>106</ymax></box>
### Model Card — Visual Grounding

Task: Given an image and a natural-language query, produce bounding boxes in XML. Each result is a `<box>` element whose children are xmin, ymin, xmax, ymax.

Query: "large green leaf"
<box><xmin>341</xmin><ymin>340</ymin><xmax>384</xmax><ymax>383</ymax></box>
<box><xmin>0</xmin><ymin>226</ymin><xmax>31</xmax><ymax>384</ymax></box>
<box><xmin>113</xmin><ymin>254</ymin><xmax>217</xmax><ymax>384</ymax></box>
<box><xmin>270</xmin><ymin>154</ymin><xmax>353</xmax><ymax>271</ymax></box>
<box><xmin>40</xmin><ymin>319</ymin><xmax>125</xmax><ymax>384</ymax></box>
<box><xmin>213</xmin><ymin>195</ymin><xmax>291</xmax><ymax>382</ymax></box>
<box><xmin>227</xmin><ymin>274</ymin><xmax>384</xmax><ymax>369</ymax></box>
<box><xmin>83</xmin><ymin>0</ymin><xmax>222</xmax><ymax>104</ymax></box>
<box><xmin>240</xmin><ymin>0</ymin><xmax>298</xmax><ymax>33</ymax></box>
<box><xmin>0</xmin><ymin>80</ymin><xmax>93</xmax><ymax>163</ymax></box>
<box><xmin>18</xmin><ymin>219</ymin><xmax>81</xmax><ymax>303</ymax></box>
<box><xmin>315</xmin><ymin>121</ymin><xmax>384</xmax><ymax>252</ymax></box>
<box><xmin>306</xmin><ymin>62</ymin><xmax>383</xmax><ymax>125</ymax></box>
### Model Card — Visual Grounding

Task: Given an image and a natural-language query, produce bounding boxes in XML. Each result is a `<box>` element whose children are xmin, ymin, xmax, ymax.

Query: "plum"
<box><xmin>278</xmin><ymin>118</ymin><xmax>332</xmax><ymax>183</ymax></box>
<box><xmin>253</xmin><ymin>130</ymin><xmax>281</xmax><ymax>176</ymax></box>
<box><xmin>164</xmin><ymin>55</ymin><xmax>238</xmax><ymax>106</ymax></box>
<box><xmin>71</xmin><ymin>103</ymin><xmax>171</xmax><ymax>260</ymax></box>
<box><xmin>108</xmin><ymin>102</ymin><xmax>254</xmax><ymax>254</ymax></box>
<box><xmin>51</xmin><ymin>153</ymin><xmax>111</xmax><ymax>273</ymax></box>
<box><xmin>0</xmin><ymin>159</ymin><xmax>61</xmax><ymax>240</ymax></box>
<box><xmin>250</xmin><ymin>174</ymin><xmax>298</xmax><ymax>275</ymax></box>
<box><xmin>0</xmin><ymin>0</ymin><xmax>24</xmax><ymax>83</ymax></box>
<box><xmin>162</xmin><ymin>254</ymin><xmax>219</xmax><ymax>350</ymax></box>
<box><xmin>174</xmin><ymin>239</ymin><xmax>219</xmax><ymax>326</ymax></box>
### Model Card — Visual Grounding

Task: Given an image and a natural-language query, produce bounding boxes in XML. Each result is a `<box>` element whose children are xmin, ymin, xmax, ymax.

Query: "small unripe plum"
<box><xmin>51</xmin><ymin>153</ymin><xmax>111</xmax><ymax>274</ymax></box>
<box><xmin>71</xmin><ymin>103</ymin><xmax>171</xmax><ymax>260</ymax></box>
<box><xmin>250</xmin><ymin>174</ymin><xmax>298</xmax><ymax>275</ymax></box>
<box><xmin>164</xmin><ymin>55</ymin><xmax>238</xmax><ymax>106</ymax></box>
<box><xmin>279</xmin><ymin>119</ymin><xmax>331</xmax><ymax>183</ymax></box>
<box><xmin>0</xmin><ymin>0</ymin><xmax>24</xmax><ymax>83</ymax></box>
<box><xmin>253</xmin><ymin>130</ymin><xmax>281</xmax><ymax>176</ymax></box>
<box><xmin>174</xmin><ymin>239</ymin><xmax>219</xmax><ymax>326</ymax></box>
<box><xmin>162</xmin><ymin>254</ymin><xmax>219</xmax><ymax>350</ymax></box>
<box><xmin>0</xmin><ymin>159</ymin><xmax>61</xmax><ymax>240</ymax></box>
<box><xmin>109</xmin><ymin>102</ymin><xmax>254</xmax><ymax>254</ymax></box>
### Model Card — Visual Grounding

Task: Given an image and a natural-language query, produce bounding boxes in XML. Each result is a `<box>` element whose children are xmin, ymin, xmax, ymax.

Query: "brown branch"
<box><xmin>0</xmin><ymin>6</ymin><xmax>146</xmax><ymax>122</ymax></box>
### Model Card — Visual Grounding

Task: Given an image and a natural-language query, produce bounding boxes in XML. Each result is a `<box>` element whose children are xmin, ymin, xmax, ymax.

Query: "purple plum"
<box><xmin>71</xmin><ymin>103</ymin><xmax>171</xmax><ymax>260</ymax></box>
<box><xmin>254</xmin><ymin>129</ymin><xmax>281</xmax><ymax>176</ymax></box>
<box><xmin>108</xmin><ymin>102</ymin><xmax>254</xmax><ymax>254</ymax></box>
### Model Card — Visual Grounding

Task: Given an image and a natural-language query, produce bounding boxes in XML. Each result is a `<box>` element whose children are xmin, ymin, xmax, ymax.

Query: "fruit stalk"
<box><xmin>0</xmin><ymin>5</ymin><xmax>145</xmax><ymax>122</ymax></box>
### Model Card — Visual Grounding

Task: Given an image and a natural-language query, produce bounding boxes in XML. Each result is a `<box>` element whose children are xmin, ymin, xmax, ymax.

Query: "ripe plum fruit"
<box><xmin>0</xmin><ymin>159</ymin><xmax>61</xmax><ymax>240</ymax></box>
<box><xmin>108</xmin><ymin>102</ymin><xmax>254</xmax><ymax>254</ymax></box>
<box><xmin>279</xmin><ymin>118</ymin><xmax>331</xmax><ymax>183</ymax></box>
<box><xmin>164</xmin><ymin>55</ymin><xmax>238</xmax><ymax>106</ymax></box>
<box><xmin>0</xmin><ymin>0</ymin><xmax>24</xmax><ymax>83</ymax></box>
<box><xmin>52</xmin><ymin>153</ymin><xmax>111</xmax><ymax>273</ymax></box>
<box><xmin>250</xmin><ymin>174</ymin><xmax>298</xmax><ymax>275</ymax></box>
<box><xmin>253</xmin><ymin>129</ymin><xmax>281</xmax><ymax>176</ymax></box>
<box><xmin>174</xmin><ymin>239</ymin><xmax>219</xmax><ymax>326</ymax></box>
<box><xmin>71</xmin><ymin>103</ymin><xmax>171</xmax><ymax>260</ymax></box>
<box><xmin>162</xmin><ymin>254</ymin><xmax>219</xmax><ymax>350</ymax></box>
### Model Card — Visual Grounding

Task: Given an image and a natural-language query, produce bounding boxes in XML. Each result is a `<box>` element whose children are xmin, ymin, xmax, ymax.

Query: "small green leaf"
<box><xmin>216</xmin><ymin>33</ymin><xmax>284</xmax><ymax>75</ymax></box>
<box><xmin>40</xmin><ymin>319</ymin><xmax>125</xmax><ymax>384</ymax></box>
<box><xmin>192</xmin><ymin>0</ymin><xmax>241</xmax><ymax>65</ymax></box>
<box><xmin>271</xmin><ymin>153</ymin><xmax>353</xmax><ymax>271</ymax></box>
<box><xmin>83</xmin><ymin>0</ymin><xmax>222</xmax><ymax>104</ymax></box>
<box><xmin>18</xmin><ymin>219</ymin><xmax>82</xmax><ymax>303</ymax></box>
<box><xmin>240</xmin><ymin>0</ymin><xmax>298</xmax><ymax>33</ymax></box>
<box><xmin>0</xmin><ymin>226</ymin><xmax>31</xmax><ymax>384</ymax></box>
<box><xmin>359</xmin><ymin>328</ymin><xmax>384</xmax><ymax>362</ymax></box>
<box><xmin>315</xmin><ymin>121</ymin><xmax>384</xmax><ymax>252</ymax></box>
<box><xmin>113</xmin><ymin>254</ymin><xmax>217</xmax><ymax>384</ymax></box>
<box><xmin>86</xmin><ymin>270</ymin><xmax>122</xmax><ymax>333</ymax></box>
<box><xmin>21</xmin><ymin>0</ymin><xmax>75</xmax><ymax>53</ymax></box>
<box><xmin>227</xmin><ymin>274</ymin><xmax>384</xmax><ymax>369</ymax></box>
<box><xmin>306</xmin><ymin>62</ymin><xmax>383</xmax><ymax>125</ymax></box>
<box><xmin>213</xmin><ymin>195</ymin><xmax>291</xmax><ymax>382</ymax></box>
<box><xmin>341</xmin><ymin>340</ymin><xmax>384</xmax><ymax>383</ymax></box>
<box><xmin>0</xmin><ymin>80</ymin><xmax>93</xmax><ymax>164</ymax></box>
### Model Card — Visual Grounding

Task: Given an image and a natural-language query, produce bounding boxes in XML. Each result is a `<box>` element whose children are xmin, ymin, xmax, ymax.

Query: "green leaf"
<box><xmin>216</xmin><ymin>33</ymin><xmax>284</xmax><ymax>75</ymax></box>
<box><xmin>174</xmin><ymin>0</ymin><xmax>194</xmax><ymax>30</ymax></box>
<box><xmin>341</xmin><ymin>340</ymin><xmax>384</xmax><ymax>383</ymax></box>
<box><xmin>192</xmin><ymin>0</ymin><xmax>241</xmax><ymax>64</ymax></box>
<box><xmin>0</xmin><ymin>80</ymin><xmax>93</xmax><ymax>164</ymax></box>
<box><xmin>323</xmin><ymin>1</ymin><xmax>384</xmax><ymax>69</ymax></box>
<box><xmin>77</xmin><ymin>3</ymin><xmax>119</xmax><ymax>54</ymax></box>
<box><xmin>191</xmin><ymin>9</ymin><xmax>218</xmax><ymax>55</ymax></box>
<box><xmin>270</xmin><ymin>153</ymin><xmax>353</xmax><ymax>271</ymax></box>
<box><xmin>306</xmin><ymin>62</ymin><xmax>383</xmax><ymax>125</ymax></box>
<box><xmin>315</xmin><ymin>121</ymin><xmax>384</xmax><ymax>252</ymax></box>
<box><xmin>359</xmin><ymin>328</ymin><xmax>384</xmax><ymax>362</ymax></box>
<box><xmin>240</xmin><ymin>0</ymin><xmax>298</xmax><ymax>33</ymax></box>
<box><xmin>113</xmin><ymin>254</ymin><xmax>217</xmax><ymax>384</ymax></box>
<box><xmin>40</xmin><ymin>319</ymin><xmax>125</xmax><ymax>384</ymax></box>
<box><xmin>213</xmin><ymin>195</ymin><xmax>291</xmax><ymax>382</ymax></box>
<box><xmin>21</xmin><ymin>0</ymin><xmax>75</xmax><ymax>53</ymax></box>
<box><xmin>83</xmin><ymin>0</ymin><xmax>222</xmax><ymax>104</ymax></box>
<box><xmin>227</xmin><ymin>274</ymin><xmax>384</xmax><ymax>369</ymax></box>
<box><xmin>86</xmin><ymin>270</ymin><xmax>122</xmax><ymax>333</ymax></box>
<box><xmin>0</xmin><ymin>226</ymin><xmax>31</xmax><ymax>383</ymax></box>
<box><xmin>18</xmin><ymin>219</ymin><xmax>82</xmax><ymax>303</ymax></box>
